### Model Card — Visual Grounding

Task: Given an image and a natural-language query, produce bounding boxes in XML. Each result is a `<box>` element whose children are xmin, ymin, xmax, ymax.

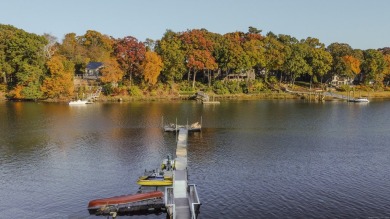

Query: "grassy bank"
<box><xmin>94</xmin><ymin>90</ymin><xmax>299</xmax><ymax>102</ymax></box>
<box><xmin>3</xmin><ymin>89</ymin><xmax>390</xmax><ymax>103</ymax></box>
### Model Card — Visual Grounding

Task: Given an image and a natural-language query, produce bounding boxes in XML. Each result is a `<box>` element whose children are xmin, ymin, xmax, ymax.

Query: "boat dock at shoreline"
<box><xmin>165</xmin><ymin>128</ymin><xmax>201</xmax><ymax>219</ymax></box>
<box><xmin>87</xmin><ymin>126</ymin><xmax>200</xmax><ymax>218</ymax></box>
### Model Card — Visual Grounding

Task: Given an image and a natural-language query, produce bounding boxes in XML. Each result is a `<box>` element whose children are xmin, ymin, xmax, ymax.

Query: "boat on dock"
<box><xmin>137</xmin><ymin>169</ymin><xmax>173</xmax><ymax>186</ymax></box>
<box><xmin>87</xmin><ymin>191</ymin><xmax>165</xmax><ymax>216</ymax></box>
<box><xmin>137</xmin><ymin>176</ymin><xmax>173</xmax><ymax>186</ymax></box>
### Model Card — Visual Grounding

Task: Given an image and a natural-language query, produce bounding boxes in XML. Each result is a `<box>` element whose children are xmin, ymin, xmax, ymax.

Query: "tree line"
<box><xmin>1</xmin><ymin>24</ymin><xmax>390</xmax><ymax>100</ymax></box>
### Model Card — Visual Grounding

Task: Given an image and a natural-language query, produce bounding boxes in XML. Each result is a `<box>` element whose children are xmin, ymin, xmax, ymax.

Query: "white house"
<box><xmin>330</xmin><ymin>75</ymin><xmax>353</xmax><ymax>87</ymax></box>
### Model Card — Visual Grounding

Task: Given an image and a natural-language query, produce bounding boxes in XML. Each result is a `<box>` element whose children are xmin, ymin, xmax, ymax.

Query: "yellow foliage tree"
<box><xmin>8</xmin><ymin>85</ymin><xmax>24</xmax><ymax>99</ymax></box>
<box><xmin>342</xmin><ymin>55</ymin><xmax>360</xmax><ymax>77</ymax></box>
<box><xmin>41</xmin><ymin>55</ymin><xmax>74</xmax><ymax>99</ymax></box>
<box><xmin>383</xmin><ymin>54</ymin><xmax>390</xmax><ymax>77</ymax></box>
<box><xmin>100</xmin><ymin>58</ymin><xmax>124</xmax><ymax>84</ymax></box>
<box><xmin>142</xmin><ymin>51</ymin><xmax>163</xmax><ymax>86</ymax></box>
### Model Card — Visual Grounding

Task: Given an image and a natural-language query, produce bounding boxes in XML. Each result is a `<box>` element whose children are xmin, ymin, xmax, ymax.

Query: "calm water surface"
<box><xmin>0</xmin><ymin>100</ymin><xmax>390</xmax><ymax>218</ymax></box>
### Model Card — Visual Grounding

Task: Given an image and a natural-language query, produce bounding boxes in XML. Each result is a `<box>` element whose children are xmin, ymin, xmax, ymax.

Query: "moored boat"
<box><xmin>349</xmin><ymin>97</ymin><xmax>369</xmax><ymax>103</ymax></box>
<box><xmin>69</xmin><ymin>99</ymin><xmax>88</xmax><ymax>105</ymax></box>
<box><xmin>137</xmin><ymin>175</ymin><xmax>173</xmax><ymax>186</ymax></box>
<box><xmin>88</xmin><ymin>191</ymin><xmax>164</xmax><ymax>215</ymax></box>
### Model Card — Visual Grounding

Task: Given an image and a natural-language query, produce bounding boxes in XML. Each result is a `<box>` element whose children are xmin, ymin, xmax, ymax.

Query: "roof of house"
<box><xmin>86</xmin><ymin>62</ymin><xmax>104</xmax><ymax>70</ymax></box>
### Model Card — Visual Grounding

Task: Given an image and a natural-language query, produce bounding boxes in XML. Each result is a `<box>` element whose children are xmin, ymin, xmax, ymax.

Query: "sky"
<box><xmin>0</xmin><ymin>0</ymin><xmax>389</xmax><ymax>50</ymax></box>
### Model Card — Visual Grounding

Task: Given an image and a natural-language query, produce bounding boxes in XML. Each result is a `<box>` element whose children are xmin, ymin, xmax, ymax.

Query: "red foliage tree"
<box><xmin>114</xmin><ymin>36</ymin><xmax>146</xmax><ymax>84</ymax></box>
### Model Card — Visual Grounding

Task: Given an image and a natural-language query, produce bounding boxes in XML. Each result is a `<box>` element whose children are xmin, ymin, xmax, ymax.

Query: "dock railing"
<box><xmin>165</xmin><ymin>185</ymin><xmax>200</xmax><ymax>219</ymax></box>
<box><xmin>188</xmin><ymin>184</ymin><xmax>201</xmax><ymax>219</ymax></box>
<box><xmin>165</xmin><ymin>187</ymin><xmax>175</xmax><ymax>219</ymax></box>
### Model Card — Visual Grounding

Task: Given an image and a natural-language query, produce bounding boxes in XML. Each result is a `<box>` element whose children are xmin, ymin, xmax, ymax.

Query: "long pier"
<box><xmin>165</xmin><ymin>128</ymin><xmax>201</xmax><ymax>219</ymax></box>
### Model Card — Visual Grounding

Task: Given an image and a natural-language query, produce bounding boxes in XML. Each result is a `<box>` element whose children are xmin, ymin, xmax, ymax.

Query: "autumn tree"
<box><xmin>99</xmin><ymin>58</ymin><xmax>124</xmax><ymax>84</ymax></box>
<box><xmin>262</xmin><ymin>33</ymin><xmax>287</xmax><ymax>82</ymax></box>
<box><xmin>79</xmin><ymin>30</ymin><xmax>114</xmax><ymax>62</ymax></box>
<box><xmin>114</xmin><ymin>36</ymin><xmax>146</xmax><ymax>84</ymax></box>
<box><xmin>327</xmin><ymin>43</ymin><xmax>353</xmax><ymax>77</ymax></box>
<box><xmin>181</xmin><ymin>29</ymin><xmax>217</xmax><ymax>88</ymax></box>
<box><xmin>208</xmin><ymin>32</ymin><xmax>228</xmax><ymax>74</ymax></box>
<box><xmin>221</xmin><ymin>32</ymin><xmax>251</xmax><ymax>77</ymax></box>
<box><xmin>361</xmin><ymin>49</ymin><xmax>385</xmax><ymax>86</ymax></box>
<box><xmin>155</xmin><ymin>30</ymin><xmax>186</xmax><ymax>82</ymax></box>
<box><xmin>284</xmin><ymin>43</ymin><xmax>311</xmax><ymax>87</ymax></box>
<box><xmin>243</xmin><ymin>29</ymin><xmax>265</xmax><ymax>71</ymax></box>
<box><xmin>303</xmin><ymin>37</ymin><xmax>332</xmax><ymax>85</ymax></box>
<box><xmin>41</xmin><ymin>54</ymin><xmax>74</xmax><ymax>99</ymax></box>
<box><xmin>142</xmin><ymin>51</ymin><xmax>163</xmax><ymax>86</ymax></box>
<box><xmin>0</xmin><ymin>24</ymin><xmax>47</xmax><ymax>99</ymax></box>
<box><xmin>342</xmin><ymin>55</ymin><xmax>360</xmax><ymax>79</ymax></box>
<box><xmin>58</xmin><ymin>33</ymin><xmax>88</xmax><ymax>74</ymax></box>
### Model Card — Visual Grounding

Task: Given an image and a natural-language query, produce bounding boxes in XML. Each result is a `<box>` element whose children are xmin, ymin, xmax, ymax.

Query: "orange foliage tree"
<box><xmin>100</xmin><ymin>58</ymin><xmax>124</xmax><ymax>84</ymax></box>
<box><xmin>41</xmin><ymin>54</ymin><xmax>74</xmax><ymax>99</ymax></box>
<box><xmin>181</xmin><ymin>29</ymin><xmax>217</xmax><ymax>88</ymax></box>
<box><xmin>342</xmin><ymin>55</ymin><xmax>361</xmax><ymax>78</ymax></box>
<box><xmin>383</xmin><ymin>54</ymin><xmax>390</xmax><ymax>83</ymax></box>
<box><xmin>80</xmin><ymin>30</ymin><xmax>114</xmax><ymax>62</ymax></box>
<box><xmin>142</xmin><ymin>51</ymin><xmax>163</xmax><ymax>86</ymax></box>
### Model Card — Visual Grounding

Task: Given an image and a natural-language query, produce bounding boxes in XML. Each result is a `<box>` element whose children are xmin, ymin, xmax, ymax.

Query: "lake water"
<box><xmin>1</xmin><ymin>100</ymin><xmax>390</xmax><ymax>219</ymax></box>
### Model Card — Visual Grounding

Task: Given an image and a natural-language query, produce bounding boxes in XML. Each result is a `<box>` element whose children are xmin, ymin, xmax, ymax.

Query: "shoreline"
<box><xmin>2</xmin><ymin>91</ymin><xmax>390</xmax><ymax>103</ymax></box>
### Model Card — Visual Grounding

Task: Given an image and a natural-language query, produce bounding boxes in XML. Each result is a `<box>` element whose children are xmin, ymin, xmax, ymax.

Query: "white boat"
<box><xmin>349</xmin><ymin>97</ymin><xmax>369</xmax><ymax>103</ymax></box>
<box><xmin>69</xmin><ymin>99</ymin><xmax>88</xmax><ymax>105</ymax></box>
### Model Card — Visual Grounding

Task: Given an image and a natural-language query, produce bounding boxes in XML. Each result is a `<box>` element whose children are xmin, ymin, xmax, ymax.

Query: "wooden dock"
<box><xmin>195</xmin><ymin>91</ymin><xmax>220</xmax><ymax>104</ymax></box>
<box><xmin>284</xmin><ymin>87</ymin><xmax>367</xmax><ymax>102</ymax></box>
<box><xmin>165</xmin><ymin>128</ymin><xmax>201</xmax><ymax>219</ymax></box>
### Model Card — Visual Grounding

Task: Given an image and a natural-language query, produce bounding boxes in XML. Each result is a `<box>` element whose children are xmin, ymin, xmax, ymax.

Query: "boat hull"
<box><xmin>348</xmin><ymin>98</ymin><xmax>369</xmax><ymax>103</ymax></box>
<box><xmin>137</xmin><ymin>176</ymin><xmax>173</xmax><ymax>186</ymax></box>
<box><xmin>88</xmin><ymin>191</ymin><xmax>164</xmax><ymax>215</ymax></box>
<box><xmin>137</xmin><ymin>180</ymin><xmax>173</xmax><ymax>186</ymax></box>
<box><xmin>69</xmin><ymin>100</ymin><xmax>88</xmax><ymax>105</ymax></box>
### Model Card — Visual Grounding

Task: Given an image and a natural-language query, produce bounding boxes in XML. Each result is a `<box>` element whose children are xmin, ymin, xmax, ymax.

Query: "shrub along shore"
<box><xmin>0</xmin><ymin>85</ymin><xmax>390</xmax><ymax>103</ymax></box>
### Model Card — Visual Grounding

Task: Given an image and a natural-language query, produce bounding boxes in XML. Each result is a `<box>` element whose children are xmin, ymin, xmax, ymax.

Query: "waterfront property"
<box><xmin>83</xmin><ymin>62</ymin><xmax>104</xmax><ymax>80</ymax></box>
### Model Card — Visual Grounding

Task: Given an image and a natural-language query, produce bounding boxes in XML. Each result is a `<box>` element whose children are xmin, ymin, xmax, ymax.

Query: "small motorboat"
<box><xmin>136</xmin><ymin>169</ymin><xmax>173</xmax><ymax>186</ymax></box>
<box><xmin>137</xmin><ymin>177</ymin><xmax>173</xmax><ymax>186</ymax></box>
<box><xmin>69</xmin><ymin>99</ymin><xmax>88</xmax><ymax>105</ymax></box>
<box><xmin>349</xmin><ymin>97</ymin><xmax>369</xmax><ymax>103</ymax></box>
<box><xmin>88</xmin><ymin>191</ymin><xmax>164</xmax><ymax>215</ymax></box>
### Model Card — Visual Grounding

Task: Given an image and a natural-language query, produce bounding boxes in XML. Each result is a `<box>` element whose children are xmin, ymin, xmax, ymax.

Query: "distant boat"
<box><xmin>68</xmin><ymin>99</ymin><xmax>88</xmax><ymax>105</ymax></box>
<box><xmin>349</xmin><ymin>97</ymin><xmax>369</xmax><ymax>103</ymax></box>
